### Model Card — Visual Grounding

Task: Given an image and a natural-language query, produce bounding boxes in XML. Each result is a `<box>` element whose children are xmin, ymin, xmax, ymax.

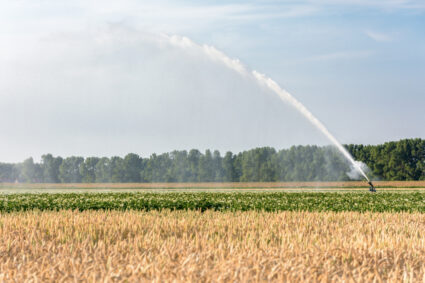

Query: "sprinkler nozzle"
<box><xmin>368</xmin><ymin>181</ymin><xmax>376</xmax><ymax>193</ymax></box>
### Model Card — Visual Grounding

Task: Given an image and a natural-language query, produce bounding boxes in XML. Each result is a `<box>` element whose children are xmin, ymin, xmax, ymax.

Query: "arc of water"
<box><xmin>163</xmin><ymin>34</ymin><xmax>369</xmax><ymax>181</ymax></box>
<box><xmin>251</xmin><ymin>71</ymin><xmax>369</xmax><ymax>181</ymax></box>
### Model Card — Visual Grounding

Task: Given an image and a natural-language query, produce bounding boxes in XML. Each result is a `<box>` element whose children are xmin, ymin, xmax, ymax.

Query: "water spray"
<box><xmin>163</xmin><ymin>34</ymin><xmax>373</xmax><ymax>190</ymax></box>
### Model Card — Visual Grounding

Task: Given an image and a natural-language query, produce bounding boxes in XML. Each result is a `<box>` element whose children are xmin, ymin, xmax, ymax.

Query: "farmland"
<box><xmin>1</xmin><ymin>180</ymin><xmax>425</xmax><ymax>194</ymax></box>
<box><xmin>1</xmin><ymin>210</ymin><xmax>424</xmax><ymax>282</ymax></box>
<box><xmin>1</xmin><ymin>191</ymin><xmax>425</xmax><ymax>213</ymax></box>
<box><xmin>2</xmin><ymin>180</ymin><xmax>425</xmax><ymax>189</ymax></box>
<box><xmin>1</xmin><ymin>182</ymin><xmax>424</xmax><ymax>282</ymax></box>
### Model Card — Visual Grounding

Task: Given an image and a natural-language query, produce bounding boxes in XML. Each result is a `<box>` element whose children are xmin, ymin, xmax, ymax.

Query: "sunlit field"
<box><xmin>1</xmin><ymin>181</ymin><xmax>425</xmax><ymax>194</ymax></box>
<box><xmin>1</xmin><ymin>210</ymin><xmax>424</xmax><ymax>282</ymax></box>
<box><xmin>2</xmin><ymin>0</ymin><xmax>424</xmax><ymax>281</ymax></box>
<box><xmin>1</xmin><ymin>182</ymin><xmax>424</xmax><ymax>282</ymax></box>
<box><xmin>1</xmin><ymin>191</ymin><xmax>425</xmax><ymax>212</ymax></box>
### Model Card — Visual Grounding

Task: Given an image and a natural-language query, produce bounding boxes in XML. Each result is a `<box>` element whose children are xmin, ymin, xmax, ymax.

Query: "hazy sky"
<box><xmin>1</xmin><ymin>0</ymin><xmax>424</xmax><ymax>162</ymax></box>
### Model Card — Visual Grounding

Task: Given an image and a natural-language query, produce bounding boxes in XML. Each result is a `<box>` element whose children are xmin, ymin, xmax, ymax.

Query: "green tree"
<box><xmin>240</xmin><ymin>147</ymin><xmax>276</xmax><ymax>182</ymax></box>
<box><xmin>21</xmin><ymin>157</ymin><xmax>43</xmax><ymax>183</ymax></box>
<box><xmin>222</xmin><ymin>151</ymin><xmax>235</xmax><ymax>182</ymax></box>
<box><xmin>95</xmin><ymin>157</ymin><xmax>111</xmax><ymax>183</ymax></box>
<box><xmin>2</xmin><ymin>138</ymin><xmax>425</xmax><ymax>183</ymax></box>
<box><xmin>170</xmin><ymin>150</ymin><xmax>190</xmax><ymax>182</ymax></box>
<box><xmin>80</xmin><ymin>157</ymin><xmax>100</xmax><ymax>183</ymax></box>
<box><xmin>199</xmin><ymin>150</ymin><xmax>214</xmax><ymax>182</ymax></box>
<box><xmin>41</xmin><ymin>154</ymin><xmax>63</xmax><ymax>183</ymax></box>
<box><xmin>212</xmin><ymin>150</ymin><xmax>224</xmax><ymax>181</ymax></box>
<box><xmin>110</xmin><ymin>156</ymin><xmax>125</xmax><ymax>183</ymax></box>
<box><xmin>187</xmin><ymin>149</ymin><xmax>201</xmax><ymax>182</ymax></box>
<box><xmin>0</xmin><ymin>163</ymin><xmax>19</xmax><ymax>182</ymax></box>
<box><xmin>59</xmin><ymin>157</ymin><xmax>84</xmax><ymax>183</ymax></box>
<box><xmin>123</xmin><ymin>153</ymin><xmax>142</xmax><ymax>182</ymax></box>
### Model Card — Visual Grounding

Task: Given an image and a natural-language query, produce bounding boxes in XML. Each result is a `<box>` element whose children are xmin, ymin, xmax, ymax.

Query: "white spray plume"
<box><xmin>251</xmin><ymin>71</ymin><xmax>370</xmax><ymax>181</ymax></box>
<box><xmin>347</xmin><ymin>161</ymin><xmax>370</xmax><ymax>180</ymax></box>
<box><xmin>164</xmin><ymin>34</ymin><xmax>248</xmax><ymax>75</ymax></box>
<box><xmin>164</xmin><ymin>33</ymin><xmax>370</xmax><ymax>181</ymax></box>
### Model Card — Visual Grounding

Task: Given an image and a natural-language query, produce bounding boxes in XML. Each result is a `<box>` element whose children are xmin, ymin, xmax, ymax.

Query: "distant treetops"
<box><xmin>1</xmin><ymin>139</ymin><xmax>424</xmax><ymax>183</ymax></box>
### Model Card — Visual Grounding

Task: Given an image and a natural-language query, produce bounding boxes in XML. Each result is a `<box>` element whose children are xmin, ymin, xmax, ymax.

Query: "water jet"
<box><xmin>165</xmin><ymin>34</ymin><xmax>371</xmax><ymax>188</ymax></box>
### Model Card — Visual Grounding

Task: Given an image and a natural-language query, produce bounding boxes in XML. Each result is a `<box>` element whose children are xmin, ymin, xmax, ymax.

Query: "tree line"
<box><xmin>0</xmin><ymin>139</ymin><xmax>424</xmax><ymax>183</ymax></box>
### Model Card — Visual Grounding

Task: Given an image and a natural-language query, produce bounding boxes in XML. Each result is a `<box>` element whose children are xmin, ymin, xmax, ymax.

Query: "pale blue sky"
<box><xmin>1</xmin><ymin>0</ymin><xmax>424</xmax><ymax>162</ymax></box>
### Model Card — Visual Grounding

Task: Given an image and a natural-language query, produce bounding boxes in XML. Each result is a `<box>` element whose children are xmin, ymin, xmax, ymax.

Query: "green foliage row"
<box><xmin>1</xmin><ymin>192</ymin><xmax>425</xmax><ymax>213</ymax></box>
<box><xmin>347</xmin><ymin>139</ymin><xmax>425</xmax><ymax>180</ymax></box>
<box><xmin>1</xmin><ymin>138</ymin><xmax>424</xmax><ymax>183</ymax></box>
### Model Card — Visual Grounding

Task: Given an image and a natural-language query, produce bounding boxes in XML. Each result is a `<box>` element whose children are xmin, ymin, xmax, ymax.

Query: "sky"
<box><xmin>1</xmin><ymin>0</ymin><xmax>424</xmax><ymax>162</ymax></box>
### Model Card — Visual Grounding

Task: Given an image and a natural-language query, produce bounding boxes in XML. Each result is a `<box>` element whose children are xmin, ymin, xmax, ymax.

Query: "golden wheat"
<box><xmin>0</xmin><ymin>210</ymin><xmax>424</xmax><ymax>282</ymax></box>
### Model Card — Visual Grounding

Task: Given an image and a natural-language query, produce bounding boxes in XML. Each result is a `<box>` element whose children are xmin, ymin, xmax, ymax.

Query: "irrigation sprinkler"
<box><xmin>368</xmin><ymin>181</ymin><xmax>376</xmax><ymax>193</ymax></box>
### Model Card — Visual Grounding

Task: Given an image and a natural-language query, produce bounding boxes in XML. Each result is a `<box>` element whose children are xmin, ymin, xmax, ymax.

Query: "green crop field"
<box><xmin>1</xmin><ymin>184</ymin><xmax>425</xmax><ymax>281</ymax></box>
<box><xmin>1</xmin><ymin>192</ymin><xmax>425</xmax><ymax>213</ymax></box>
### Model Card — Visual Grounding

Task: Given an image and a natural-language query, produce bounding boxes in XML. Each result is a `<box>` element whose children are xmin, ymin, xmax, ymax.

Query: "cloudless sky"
<box><xmin>1</xmin><ymin>0</ymin><xmax>424</xmax><ymax>162</ymax></box>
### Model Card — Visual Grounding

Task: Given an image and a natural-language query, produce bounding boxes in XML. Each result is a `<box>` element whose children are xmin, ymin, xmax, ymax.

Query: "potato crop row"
<box><xmin>1</xmin><ymin>192</ymin><xmax>425</xmax><ymax>212</ymax></box>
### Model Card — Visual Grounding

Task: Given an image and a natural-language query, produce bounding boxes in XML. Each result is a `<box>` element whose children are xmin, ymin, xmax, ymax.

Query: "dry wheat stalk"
<box><xmin>0</xmin><ymin>210</ymin><xmax>424</xmax><ymax>282</ymax></box>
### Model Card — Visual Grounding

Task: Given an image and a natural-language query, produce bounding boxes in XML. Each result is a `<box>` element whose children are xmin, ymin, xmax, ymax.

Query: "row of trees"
<box><xmin>347</xmin><ymin>138</ymin><xmax>425</xmax><ymax>181</ymax></box>
<box><xmin>1</xmin><ymin>139</ymin><xmax>424</xmax><ymax>183</ymax></box>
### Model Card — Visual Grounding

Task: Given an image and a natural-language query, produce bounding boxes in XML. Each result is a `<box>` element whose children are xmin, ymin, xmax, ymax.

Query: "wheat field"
<box><xmin>1</xmin><ymin>210</ymin><xmax>424</xmax><ymax>282</ymax></box>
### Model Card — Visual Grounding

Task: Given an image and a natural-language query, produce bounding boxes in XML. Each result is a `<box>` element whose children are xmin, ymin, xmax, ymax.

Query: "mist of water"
<box><xmin>164</xmin><ymin>34</ymin><xmax>370</xmax><ymax>181</ymax></box>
